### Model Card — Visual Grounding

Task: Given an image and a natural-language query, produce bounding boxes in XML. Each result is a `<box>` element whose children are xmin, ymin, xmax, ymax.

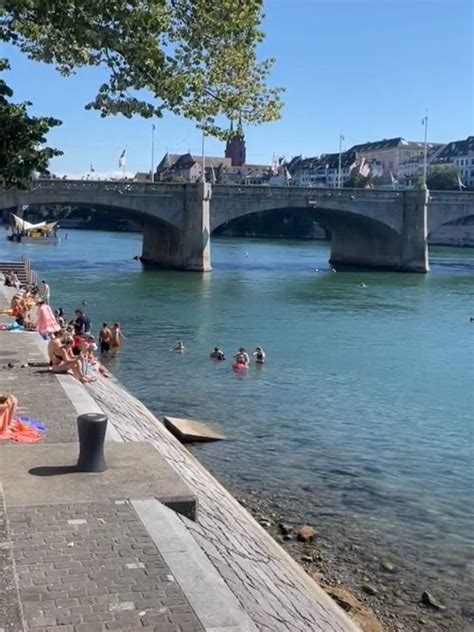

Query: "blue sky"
<box><xmin>3</xmin><ymin>0</ymin><xmax>473</xmax><ymax>175</ymax></box>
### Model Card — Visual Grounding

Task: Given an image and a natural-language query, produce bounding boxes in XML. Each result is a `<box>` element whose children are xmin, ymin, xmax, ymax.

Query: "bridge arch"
<box><xmin>0</xmin><ymin>188</ymin><xmax>183</xmax><ymax>233</ymax></box>
<box><xmin>212</xmin><ymin>204</ymin><xmax>404</xmax><ymax>270</ymax></box>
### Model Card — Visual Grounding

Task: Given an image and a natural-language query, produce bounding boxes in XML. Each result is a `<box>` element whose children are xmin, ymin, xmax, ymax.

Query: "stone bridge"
<box><xmin>1</xmin><ymin>180</ymin><xmax>473</xmax><ymax>272</ymax></box>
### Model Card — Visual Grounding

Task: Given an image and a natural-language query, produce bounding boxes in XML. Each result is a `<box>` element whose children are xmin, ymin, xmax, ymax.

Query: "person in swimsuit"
<box><xmin>210</xmin><ymin>346</ymin><xmax>225</xmax><ymax>360</ymax></box>
<box><xmin>99</xmin><ymin>323</ymin><xmax>112</xmax><ymax>354</ymax></box>
<box><xmin>47</xmin><ymin>331</ymin><xmax>64</xmax><ymax>365</ymax></box>
<box><xmin>253</xmin><ymin>346</ymin><xmax>266</xmax><ymax>364</ymax></box>
<box><xmin>50</xmin><ymin>336</ymin><xmax>95</xmax><ymax>382</ymax></box>
<box><xmin>54</xmin><ymin>308</ymin><xmax>66</xmax><ymax>329</ymax></box>
<box><xmin>111</xmin><ymin>323</ymin><xmax>123</xmax><ymax>349</ymax></box>
<box><xmin>234</xmin><ymin>348</ymin><xmax>249</xmax><ymax>366</ymax></box>
<box><xmin>174</xmin><ymin>341</ymin><xmax>185</xmax><ymax>353</ymax></box>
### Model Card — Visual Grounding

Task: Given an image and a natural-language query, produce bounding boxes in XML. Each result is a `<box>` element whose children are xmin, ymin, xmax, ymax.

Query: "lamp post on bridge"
<box><xmin>421</xmin><ymin>110</ymin><xmax>429</xmax><ymax>189</ymax></box>
<box><xmin>150</xmin><ymin>123</ymin><xmax>155</xmax><ymax>182</ymax></box>
<box><xmin>338</xmin><ymin>133</ymin><xmax>344</xmax><ymax>189</ymax></box>
<box><xmin>201</xmin><ymin>130</ymin><xmax>206</xmax><ymax>183</ymax></box>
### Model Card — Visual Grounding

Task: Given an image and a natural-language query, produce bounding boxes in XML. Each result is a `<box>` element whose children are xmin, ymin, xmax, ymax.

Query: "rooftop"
<box><xmin>434</xmin><ymin>136</ymin><xmax>474</xmax><ymax>161</ymax></box>
<box><xmin>350</xmin><ymin>137</ymin><xmax>425</xmax><ymax>152</ymax></box>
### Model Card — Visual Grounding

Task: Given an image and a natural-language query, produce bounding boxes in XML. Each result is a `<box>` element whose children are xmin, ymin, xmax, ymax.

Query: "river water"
<box><xmin>1</xmin><ymin>231</ymin><xmax>473</xmax><ymax>626</ymax></box>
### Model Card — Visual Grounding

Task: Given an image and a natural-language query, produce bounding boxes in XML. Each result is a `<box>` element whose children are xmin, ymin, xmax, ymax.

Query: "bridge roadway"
<box><xmin>1</xmin><ymin>179</ymin><xmax>473</xmax><ymax>272</ymax></box>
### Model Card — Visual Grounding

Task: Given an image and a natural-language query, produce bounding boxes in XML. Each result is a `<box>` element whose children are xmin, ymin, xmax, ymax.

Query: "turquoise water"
<box><xmin>1</xmin><ymin>231</ymin><xmax>473</xmax><ymax>619</ymax></box>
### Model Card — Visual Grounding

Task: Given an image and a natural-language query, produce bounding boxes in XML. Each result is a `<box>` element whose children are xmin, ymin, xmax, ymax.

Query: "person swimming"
<box><xmin>234</xmin><ymin>347</ymin><xmax>249</xmax><ymax>366</ymax></box>
<box><xmin>253</xmin><ymin>346</ymin><xmax>266</xmax><ymax>364</ymax></box>
<box><xmin>210</xmin><ymin>346</ymin><xmax>225</xmax><ymax>361</ymax></box>
<box><xmin>174</xmin><ymin>340</ymin><xmax>185</xmax><ymax>352</ymax></box>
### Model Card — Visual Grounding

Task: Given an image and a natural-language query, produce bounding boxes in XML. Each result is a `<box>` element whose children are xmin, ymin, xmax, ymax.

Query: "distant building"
<box><xmin>154</xmin><ymin>153</ymin><xmax>232</xmax><ymax>183</ymax></box>
<box><xmin>225</xmin><ymin>121</ymin><xmax>246</xmax><ymax>167</ymax></box>
<box><xmin>154</xmin><ymin>124</ymin><xmax>271</xmax><ymax>185</ymax></box>
<box><xmin>289</xmin><ymin>152</ymin><xmax>358</xmax><ymax>187</ymax></box>
<box><xmin>430</xmin><ymin>136</ymin><xmax>474</xmax><ymax>188</ymax></box>
<box><xmin>134</xmin><ymin>172</ymin><xmax>152</xmax><ymax>182</ymax></box>
<box><xmin>349</xmin><ymin>137</ymin><xmax>429</xmax><ymax>179</ymax></box>
<box><xmin>396</xmin><ymin>145</ymin><xmax>445</xmax><ymax>188</ymax></box>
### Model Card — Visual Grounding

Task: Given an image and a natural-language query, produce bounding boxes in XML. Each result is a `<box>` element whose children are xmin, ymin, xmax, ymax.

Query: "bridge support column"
<box><xmin>400</xmin><ymin>188</ymin><xmax>429</xmax><ymax>273</ymax></box>
<box><xmin>142</xmin><ymin>183</ymin><xmax>212</xmax><ymax>271</ymax></box>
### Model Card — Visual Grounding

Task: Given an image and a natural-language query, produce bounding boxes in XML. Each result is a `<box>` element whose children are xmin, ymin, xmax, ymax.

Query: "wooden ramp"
<box><xmin>164</xmin><ymin>415</ymin><xmax>225</xmax><ymax>443</ymax></box>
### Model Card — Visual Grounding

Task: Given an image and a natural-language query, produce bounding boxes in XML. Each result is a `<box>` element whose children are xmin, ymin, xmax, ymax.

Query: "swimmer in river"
<box><xmin>174</xmin><ymin>340</ymin><xmax>185</xmax><ymax>353</ymax></box>
<box><xmin>244</xmin><ymin>251</ymin><xmax>249</xmax><ymax>258</ymax></box>
<box><xmin>358</xmin><ymin>283</ymin><xmax>367</xmax><ymax>288</ymax></box>
<box><xmin>210</xmin><ymin>346</ymin><xmax>225</xmax><ymax>361</ymax></box>
<box><xmin>234</xmin><ymin>347</ymin><xmax>249</xmax><ymax>366</ymax></box>
<box><xmin>253</xmin><ymin>346</ymin><xmax>266</xmax><ymax>364</ymax></box>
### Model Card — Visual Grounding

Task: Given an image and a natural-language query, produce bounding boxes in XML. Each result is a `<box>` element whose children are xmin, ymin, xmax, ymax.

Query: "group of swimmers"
<box><xmin>173</xmin><ymin>341</ymin><xmax>266</xmax><ymax>368</ymax></box>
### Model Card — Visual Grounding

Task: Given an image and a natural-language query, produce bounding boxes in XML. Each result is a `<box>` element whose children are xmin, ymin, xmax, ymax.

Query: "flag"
<box><xmin>390</xmin><ymin>172</ymin><xmax>398</xmax><ymax>188</ymax></box>
<box><xmin>271</xmin><ymin>153</ymin><xmax>279</xmax><ymax>175</ymax></box>
<box><xmin>458</xmin><ymin>175</ymin><xmax>466</xmax><ymax>190</ymax></box>
<box><xmin>118</xmin><ymin>148</ymin><xmax>126</xmax><ymax>168</ymax></box>
<box><xmin>284</xmin><ymin>167</ymin><xmax>292</xmax><ymax>185</ymax></box>
<box><xmin>90</xmin><ymin>163</ymin><xmax>95</xmax><ymax>172</ymax></box>
<box><xmin>358</xmin><ymin>157</ymin><xmax>370</xmax><ymax>178</ymax></box>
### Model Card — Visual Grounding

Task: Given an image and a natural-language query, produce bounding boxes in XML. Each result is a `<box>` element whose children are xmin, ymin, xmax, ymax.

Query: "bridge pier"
<box><xmin>400</xmin><ymin>188</ymin><xmax>429</xmax><ymax>273</ymax></box>
<box><xmin>328</xmin><ymin>189</ymin><xmax>429</xmax><ymax>273</ymax></box>
<box><xmin>142</xmin><ymin>183</ymin><xmax>212</xmax><ymax>271</ymax></box>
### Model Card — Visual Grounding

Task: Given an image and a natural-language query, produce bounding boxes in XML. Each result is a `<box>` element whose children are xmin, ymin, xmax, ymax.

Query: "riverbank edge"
<box><xmin>84</xmin><ymin>371</ymin><xmax>365</xmax><ymax>631</ymax></box>
<box><xmin>0</xmin><ymin>283</ymin><xmax>363</xmax><ymax>631</ymax></box>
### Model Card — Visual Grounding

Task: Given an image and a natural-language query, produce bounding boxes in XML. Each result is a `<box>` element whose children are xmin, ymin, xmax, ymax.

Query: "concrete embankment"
<box><xmin>0</xmin><ymin>283</ymin><xmax>359</xmax><ymax>632</ymax></box>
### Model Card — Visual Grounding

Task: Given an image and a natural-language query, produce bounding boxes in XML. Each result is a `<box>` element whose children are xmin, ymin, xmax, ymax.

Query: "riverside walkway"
<box><xmin>0</xmin><ymin>285</ymin><xmax>358</xmax><ymax>632</ymax></box>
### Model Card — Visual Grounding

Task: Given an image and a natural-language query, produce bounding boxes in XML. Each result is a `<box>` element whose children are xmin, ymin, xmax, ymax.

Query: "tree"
<box><xmin>0</xmin><ymin>0</ymin><xmax>283</xmax><ymax>138</ymax></box>
<box><xmin>419</xmin><ymin>165</ymin><xmax>462</xmax><ymax>191</ymax></box>
<box><xmin>343</xmin><ymin>168</ymin><xmax>372</xmax><ymax>189</ymax></box>
<box><xmin>0</xmin><ymin>59</ymin><xmax>62</xmax><ymax>189</ymax></box>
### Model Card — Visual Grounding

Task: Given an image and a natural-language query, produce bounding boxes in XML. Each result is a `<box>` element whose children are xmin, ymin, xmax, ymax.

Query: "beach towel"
<box><xmin>0</xmin><ymin>420</ymin><xmax>43</xmax><ymax>443</ymax></box>
<box><xmin>37</xmin><ymin>303</ymin><xmax>60</xmax><ymax>337</ymax></box>
<box><xmin>17</xmin><ymin>415</ymin><xmax>47</xmax><ymax>432</ymax></box>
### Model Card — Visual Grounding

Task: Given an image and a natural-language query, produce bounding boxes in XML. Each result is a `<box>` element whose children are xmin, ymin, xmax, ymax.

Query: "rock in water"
<box><xmin>421</xmin><ymin>591</ymin><xmax>446</xmax><ymax>611</ymax></box>
<box><xmin>297</xmin><ymin>525</ymin><xmax>317</xmax><ymax>542</ymax></box>
<box><xmin>361</xmin><ymin>584</ymin><xmax>379</xmax><ymax>596</ymax></box>
<box><xmin>278</xmin><ymin>522</ymin><xmax>293</xmax><ymax>535</ymax></box>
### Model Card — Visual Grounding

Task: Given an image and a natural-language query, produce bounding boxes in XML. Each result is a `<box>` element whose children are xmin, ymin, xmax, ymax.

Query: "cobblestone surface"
<box><xmin>8</xmin><ymin>500</ymin><xmax>204</xmax><ymax>631</ymax></box>
<box><xmin>0</xmin><ymin>331</ymin><xmax>77</xmax><ymax>445</ymax></box>
<box><xmin>0</xmin><ymin>288</ymin><xmax>205</xmax><ymax>632</ymax></box>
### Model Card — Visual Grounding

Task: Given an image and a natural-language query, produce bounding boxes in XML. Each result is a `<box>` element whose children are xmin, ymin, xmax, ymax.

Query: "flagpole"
<box><xmin>338</xmin><ymin>133</ymin><xmax>344</xmax><ymax>189</ymax></box>
<box><xmin>422</xmin><ymin>109</ymin><xmax>428</xmax><ymax>189</ymax></box>
<box><xmin>201</xmin><ymin>130</ymin><xmax>206</xmax><ymax>183</ymax></box>
<box><xmin>150</xmin><ymin>124</ymin><xmax>155</xmax><ymax>182</ymax></box>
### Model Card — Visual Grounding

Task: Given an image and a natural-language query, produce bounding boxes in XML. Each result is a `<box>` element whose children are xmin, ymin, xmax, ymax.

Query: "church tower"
<box><xmin>225</xmin><ymin>119</ymin><xmax>246</xmax><ymax>167</ymax></box>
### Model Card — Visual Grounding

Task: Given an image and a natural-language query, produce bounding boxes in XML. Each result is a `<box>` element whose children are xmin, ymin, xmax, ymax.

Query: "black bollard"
<box><xmin>76</xmin><ymin>413</ymin><xmax>108</xmax><ymax>472</ymax></box>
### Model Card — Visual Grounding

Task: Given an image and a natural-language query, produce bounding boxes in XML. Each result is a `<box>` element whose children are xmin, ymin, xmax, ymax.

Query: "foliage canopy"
<box><xmin>0</xmin><ymin>59</ymin><xmax>62</xmax><ymax>189</ymax></box>
<box><xmin>1</xmin><ymin>0</ymin><xmax>283</xmax><ymax>138</ymax></box>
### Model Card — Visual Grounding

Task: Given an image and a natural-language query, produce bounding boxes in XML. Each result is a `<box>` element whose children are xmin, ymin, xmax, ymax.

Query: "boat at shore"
<box><xmin>7</xmin><ymin>214</ymin><xmax>60</xmax><ymax>245</ymax></box>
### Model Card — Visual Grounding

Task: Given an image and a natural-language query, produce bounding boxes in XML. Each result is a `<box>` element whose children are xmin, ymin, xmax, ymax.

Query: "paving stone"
<box><xmin>0</xmin><ymin>293</ymin><xmax>205</xmax><ymax>632</ymax></box>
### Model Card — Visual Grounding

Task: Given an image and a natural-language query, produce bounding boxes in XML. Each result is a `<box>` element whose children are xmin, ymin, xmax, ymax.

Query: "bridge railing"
<box><xmin>31</xmin><ymin>179</ymin><xmax>187</xmax><ymax>195</ymax></box>
<box><xmin>212</xmin><ymin>184</ymin><xmax>404</xmax><ymax>200</ymax></box>
<box><xmin>26</xmin><ymin>179</ymin><xmax>474</xmax><ymax>203</ymax></box>
<box><xmin>429</xmin><ymin>190</ymin><xmax>474</xmax><ymax>203</ymax></box>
